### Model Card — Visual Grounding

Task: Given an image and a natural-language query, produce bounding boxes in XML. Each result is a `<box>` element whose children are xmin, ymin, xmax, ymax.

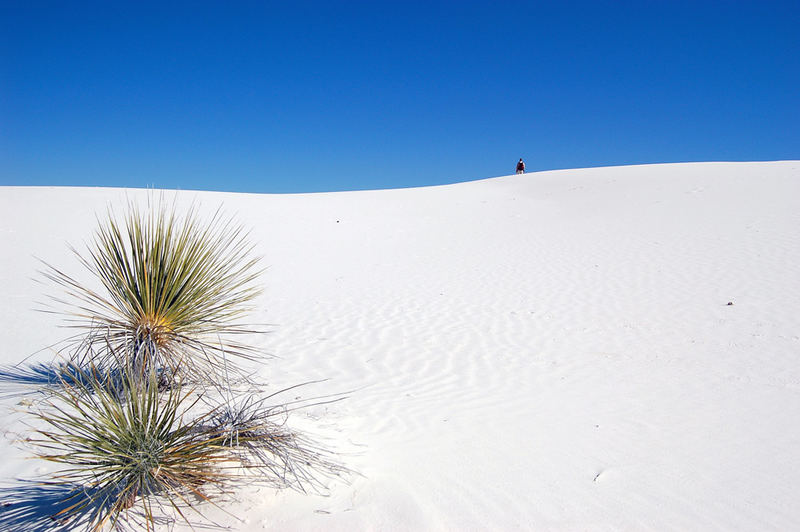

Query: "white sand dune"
<box><xmin>1</xmin><ymin>161</ymin><xmax>799</xmax><ymax>530</ymax></box>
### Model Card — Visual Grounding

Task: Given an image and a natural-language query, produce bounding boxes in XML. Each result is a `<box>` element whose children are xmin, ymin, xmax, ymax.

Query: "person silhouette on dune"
<box><xmin>516</xmin><ymin>158</ymin><xmax>525</xmax><ymax>174</ymax></box>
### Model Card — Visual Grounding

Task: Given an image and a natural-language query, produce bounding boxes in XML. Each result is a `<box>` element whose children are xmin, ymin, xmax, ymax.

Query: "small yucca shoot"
<box><xmin>41</xmin><ymin>198</ymin><xmax>263</xmax><ymax>382</ymax></box>
<box><xmin>32</xmin><ymin>362</ymin><xmax>230</xmax><ymax>530</ymax></box>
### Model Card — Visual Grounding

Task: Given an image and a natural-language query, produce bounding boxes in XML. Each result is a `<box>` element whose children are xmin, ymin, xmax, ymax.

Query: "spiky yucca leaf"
<box><xmin>41</xmin><ymin>199</ymin><xmax>263</xmax><ymax>380</ymax></box>
<box><xmin>32</xmin><ymin>363</ymin><xmax>230</xmax><ymax>531</ymax></box>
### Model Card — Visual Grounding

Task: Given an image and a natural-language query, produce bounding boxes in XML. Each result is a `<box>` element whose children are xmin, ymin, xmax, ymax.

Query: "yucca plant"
<box><xmin>22</xmin><ymin>197</ymin><xmax>353</xmax><ymax>530</ymax></box>
<box><xmin>31</xmin><ymin>361</ymin><xmax>231</xmax><ymax>531</ymax></box>
<box><xmin>40</xmin><ymin>198</ymin><xmax>263</xmax><ymax>382</ymax></box>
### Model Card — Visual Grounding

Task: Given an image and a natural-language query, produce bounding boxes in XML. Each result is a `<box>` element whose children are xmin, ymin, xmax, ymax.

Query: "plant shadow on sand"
<box><xmin>0</xmin><ymin>362</ymin><xmax>117</xmax><ymax>400</ymax></box>
<box><xmin>0</xmin><ymin>363</ymin><xmax>73</xmax><ymax>400</ymax></box>
<box><xmin>0</xmin><ymin>481</ymin><xmax>223</xmax><ymax>532</ymax></box>
<box><xmin>0</xmin><ymin>482</ymin><xmax>103</xmax><ymax>532</ymax></box>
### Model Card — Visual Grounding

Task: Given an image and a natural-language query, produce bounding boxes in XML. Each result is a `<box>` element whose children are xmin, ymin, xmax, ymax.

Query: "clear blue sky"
<box><xmin>2</xmin><ymin>1</ymin><xmax>798</xmax><ymax>193</ymax></box>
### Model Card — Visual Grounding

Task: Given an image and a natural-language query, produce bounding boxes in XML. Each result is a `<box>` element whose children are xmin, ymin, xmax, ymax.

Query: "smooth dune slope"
<box><xmin>1</xmin><ymin>161</ymin><xmax>799</xmax><ymax>530</ymax></box>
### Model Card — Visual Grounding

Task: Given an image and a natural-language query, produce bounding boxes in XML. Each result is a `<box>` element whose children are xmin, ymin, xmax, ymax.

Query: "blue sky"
<box><xmin>1</xmin><ymin>1</ymin><xmax>798</xmax><ymax>193</ymax></box>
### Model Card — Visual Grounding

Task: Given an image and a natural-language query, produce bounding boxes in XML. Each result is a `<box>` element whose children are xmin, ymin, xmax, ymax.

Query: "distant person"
<box><xmin>516</xmin><ymin>158</ymin><xmax>525</xmax><ymax>174</ymax></box>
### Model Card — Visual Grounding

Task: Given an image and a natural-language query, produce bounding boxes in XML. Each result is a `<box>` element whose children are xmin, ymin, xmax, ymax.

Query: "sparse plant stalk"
<box><xmin>203</xmin><ymin>382</ymin><xmax>353</xmax><ymax>494</ymax></box>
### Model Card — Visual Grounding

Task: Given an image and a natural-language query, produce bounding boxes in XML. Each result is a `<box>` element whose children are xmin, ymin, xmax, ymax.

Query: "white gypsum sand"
<box><xmin>1</xmin><ymin>161</ymin><xmax>799</xmax><ymax>530</ymax></box>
